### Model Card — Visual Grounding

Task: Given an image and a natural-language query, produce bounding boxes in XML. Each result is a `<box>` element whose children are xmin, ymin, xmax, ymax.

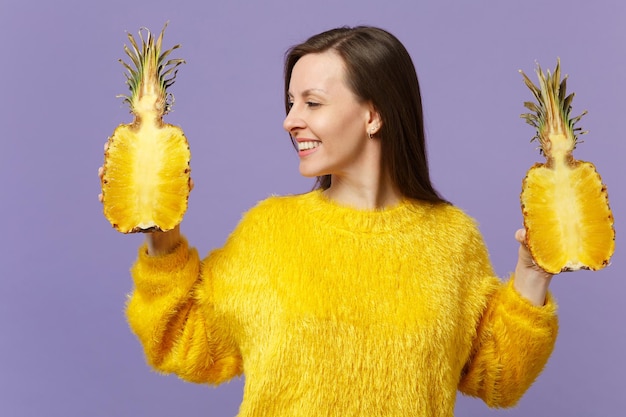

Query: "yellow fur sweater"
<box><xmin>127</xmin><ymin>190</ymin><xmax>558</xmax><ymax>416</ymax></box>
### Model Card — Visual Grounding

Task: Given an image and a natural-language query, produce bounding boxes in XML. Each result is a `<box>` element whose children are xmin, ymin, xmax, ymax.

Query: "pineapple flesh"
<box><xmin>101</xmin><ymin>23</ymin><xmax>190</xmax><ymax>233</ymax></box>
<box><xmin>519</xmin><ymin>59</ymin><xmax>614</xmax><ymax>274</ymax></box>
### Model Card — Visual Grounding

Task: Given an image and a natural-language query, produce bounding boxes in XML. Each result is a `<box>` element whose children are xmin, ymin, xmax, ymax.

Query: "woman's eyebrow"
<box><xmin>288</xmin><ymin>88</ymin><xmax>327</xmax><ymax>98</ymax></box>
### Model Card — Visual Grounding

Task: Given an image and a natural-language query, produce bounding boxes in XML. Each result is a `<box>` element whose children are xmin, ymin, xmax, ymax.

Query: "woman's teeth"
<box><xmin>298</xmin><ymin>141</ymin><xmax>320</xmax><ymax>151</ymax></box>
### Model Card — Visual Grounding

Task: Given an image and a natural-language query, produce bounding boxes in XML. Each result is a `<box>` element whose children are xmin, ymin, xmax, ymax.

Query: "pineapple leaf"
<box><xmin>123</xmin><ymin>44</ymin><xmax>140</xmax><ymax>71</ymax></box>
<box><xmin>159</xmin><ymin>43</ymin><xmax>181</xmax><ymax>63</ymax></box>
<box><xmin>519</xmin><ymin>70</ymin><xmax>542</xmax><ymax>103</ymax></box>
<box><xmin>117</xmin><ymin>23</ymin><xmax>185</xmax><ymax>116</ymax></box>
<box><xmin>519</xmin><ymin>58</ymin><xmax>588</xmax><ymax>158</ymax></box>
<box><xmin>558</xmin><ymin>76</ymin><xmax>568</xmax><ymax>103</ymax></box>
<box><xmin>523</xmin><ymin>101</ymin><xmax>541</xmax><ymax>114</ymax></box>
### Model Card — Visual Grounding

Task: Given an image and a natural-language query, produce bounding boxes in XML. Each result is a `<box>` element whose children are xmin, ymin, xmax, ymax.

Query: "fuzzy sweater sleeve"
<box><xmin>458</xmin><ymin>275</ymin><xmax>558</xmax><ymax>407</ymax></box>
<box><xmin>126</xmin><ymin>237</ymin><xmax>243</xmax><ymax>385</ymax></box>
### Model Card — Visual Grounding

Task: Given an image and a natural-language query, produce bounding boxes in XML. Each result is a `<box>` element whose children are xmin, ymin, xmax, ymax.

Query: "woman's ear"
<box><xmin>367</xmin><ymin>107</ymin><xmax>382</xmax><ymax>137</ymax></box>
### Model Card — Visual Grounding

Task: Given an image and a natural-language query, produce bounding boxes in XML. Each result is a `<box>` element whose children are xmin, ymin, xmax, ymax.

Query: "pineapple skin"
<box><xmin>102</xmin><ymin>123</ymin><xmax>191</xmax><ymax>233</ymax></box>
<box><xmin>521</xmin><ymin>160</ymin><xmax>615</xmax><ymax>274</ymax></box>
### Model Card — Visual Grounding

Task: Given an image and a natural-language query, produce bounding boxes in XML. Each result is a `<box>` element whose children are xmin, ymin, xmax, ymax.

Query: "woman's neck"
<box><xmin>323</xmin><ymin>172</ymin><xmax>402</xmax><ymax>210</ymax></box>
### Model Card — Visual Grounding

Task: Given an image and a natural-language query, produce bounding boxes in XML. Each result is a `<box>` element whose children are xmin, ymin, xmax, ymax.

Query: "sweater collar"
<box><xmin>297</xmin><ymin>189</ymin><xmax>430</xmax><ymax>234</ymax></box>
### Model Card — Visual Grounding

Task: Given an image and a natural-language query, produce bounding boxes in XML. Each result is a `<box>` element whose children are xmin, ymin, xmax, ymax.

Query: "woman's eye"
<box><xmin>287</xmin><ymin>100</ymin><xmax>320</xmax><ymax>110</ymax></box>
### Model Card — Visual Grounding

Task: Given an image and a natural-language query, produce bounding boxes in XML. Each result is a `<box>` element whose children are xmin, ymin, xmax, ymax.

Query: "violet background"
<box><xmin>1</xmin><ymin>0</ymin><xmax>624</xmax><ymax>416</ymax></box>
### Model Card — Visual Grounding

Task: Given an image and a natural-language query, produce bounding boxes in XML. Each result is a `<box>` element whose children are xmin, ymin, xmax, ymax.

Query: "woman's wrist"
<box><xmin>513</xmin><ymin>262</ymin><xmax>553</xmax><ymax>306</ymax></box>
<box><xmin>147</xmin><ymin>226</ymin><xmax>182</xmax><ymax>256</ymax></box>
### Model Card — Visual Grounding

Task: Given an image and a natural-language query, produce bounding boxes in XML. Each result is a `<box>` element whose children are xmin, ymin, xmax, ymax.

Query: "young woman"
<box><xmin>106</xmin><ymin>26</ymin><xmax>557</xmax><ymax>416</ymax></box>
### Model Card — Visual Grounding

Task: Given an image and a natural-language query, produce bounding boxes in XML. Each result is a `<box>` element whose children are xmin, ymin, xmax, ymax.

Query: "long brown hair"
<box><xmin>284</xmin><ymin>26</ymin><xmax>447</xmax><ymax>204</ymax></box>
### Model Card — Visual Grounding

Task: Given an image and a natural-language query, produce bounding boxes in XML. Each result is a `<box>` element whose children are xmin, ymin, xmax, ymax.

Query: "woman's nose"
<box><xmin>283</xmin><ymin>106</ymin><xmax>304</xmax><ymax>134</ymax></box>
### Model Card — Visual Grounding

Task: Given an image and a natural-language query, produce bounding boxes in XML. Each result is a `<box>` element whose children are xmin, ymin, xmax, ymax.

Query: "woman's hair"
<box><xmin>284</xmin><ymin>26</ymin><xmax>447</xmax><ymax>204</ymax></box>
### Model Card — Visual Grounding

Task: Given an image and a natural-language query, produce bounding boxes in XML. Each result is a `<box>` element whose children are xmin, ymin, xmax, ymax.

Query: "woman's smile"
<box><xmin>297</xmin><ymin>139</ymin><xmax>321</xmax><ymax>157</ymax></box>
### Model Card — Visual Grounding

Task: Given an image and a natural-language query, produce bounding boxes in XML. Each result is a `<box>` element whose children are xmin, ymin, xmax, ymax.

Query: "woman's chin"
<box><xmin>299</xmin><ymin>164</ymin><xmax>326</xmax><ymax>178</ymax></box>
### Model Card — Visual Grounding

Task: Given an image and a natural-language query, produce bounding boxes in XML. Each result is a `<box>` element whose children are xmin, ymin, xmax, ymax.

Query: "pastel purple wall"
<box><xmin>1</xmin><ymin>0</ymin><xmax>624</xmax><ymax>416</ymax></box>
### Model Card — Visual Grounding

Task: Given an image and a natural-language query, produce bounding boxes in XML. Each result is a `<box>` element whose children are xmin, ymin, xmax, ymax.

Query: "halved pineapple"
<box><xmin>101</xmin><ymin>23</ymin><xmax>190</xmax><ymax>233</ymax></box>
<box><xmin>519</xmin><ymin>59</ymin><xmax>614</xmax><ymax>274</ymax></box>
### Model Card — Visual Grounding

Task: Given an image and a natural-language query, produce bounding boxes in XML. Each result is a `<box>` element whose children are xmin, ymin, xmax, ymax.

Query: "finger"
<box><xmin>516</xmin><ymin>231</ymin><xmax>537</xmax><ymax>266</ymax></box>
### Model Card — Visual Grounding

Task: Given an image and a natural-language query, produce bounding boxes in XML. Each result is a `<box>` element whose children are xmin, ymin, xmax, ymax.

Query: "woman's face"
<box><xmin>283</xmin><ymin>51</ymin><xmax>379</xmax><ymax>179</ymax></box>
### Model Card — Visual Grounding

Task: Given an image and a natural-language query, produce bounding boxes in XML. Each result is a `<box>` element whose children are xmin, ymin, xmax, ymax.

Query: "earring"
<box><xmin>368</xmin><ymin>124</ymin><xmax>379</xmax><ymax>139</ymax></box>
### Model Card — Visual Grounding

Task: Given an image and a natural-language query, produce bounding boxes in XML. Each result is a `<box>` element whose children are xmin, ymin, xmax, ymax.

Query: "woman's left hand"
<box><xmin>513</xmin><ymin>229</ymin><xmax>553</xmax><ymax>306</ymax></box>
